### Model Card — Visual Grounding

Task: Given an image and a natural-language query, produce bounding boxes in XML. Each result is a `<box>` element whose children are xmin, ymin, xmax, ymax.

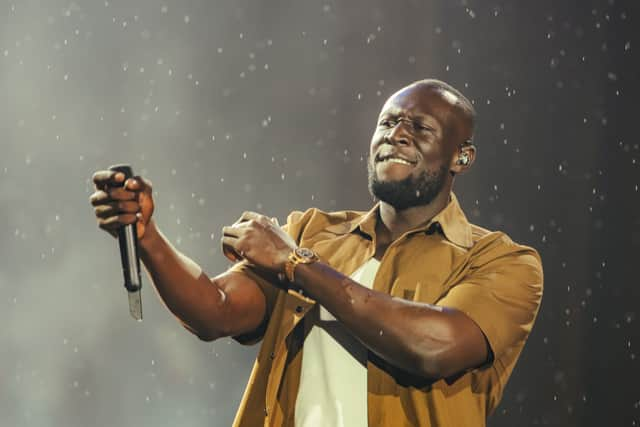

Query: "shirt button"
<box><xmin>295</xmin><ymin>305</ymin><xmax>304</xmax><ymax>313</ymax></box>
<box><xmin>269</xmin><ymin>352</ymin><xmax>275</xmax><ymax>360</ymax></box>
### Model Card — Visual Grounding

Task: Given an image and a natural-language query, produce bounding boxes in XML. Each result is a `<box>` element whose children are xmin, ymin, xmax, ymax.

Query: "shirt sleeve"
<box><xmin>229</xmin><ymin>209</ymin><xmax>313</xmax><ymax>345</ymax></box>
<box><xmin>436</xmin><ymin>238</ymin><xmax>544</xmax><ymax>363</ymax></box>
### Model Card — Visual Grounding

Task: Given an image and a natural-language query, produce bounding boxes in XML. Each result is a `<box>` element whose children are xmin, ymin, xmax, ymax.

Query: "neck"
<box><xmin>376</xmin><ymin>186</ymin><xmax>452</xmax><ymax>242</ymax></box>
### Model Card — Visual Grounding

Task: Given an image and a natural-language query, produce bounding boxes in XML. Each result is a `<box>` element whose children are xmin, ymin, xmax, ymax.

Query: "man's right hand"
<box><xmin>89</xmin><ymin>170</ymin><xmax>155</xmax><ymax>240</ymax></box>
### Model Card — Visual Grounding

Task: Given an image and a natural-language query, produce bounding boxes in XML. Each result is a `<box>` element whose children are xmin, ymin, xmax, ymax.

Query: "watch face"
<box><xmin>295</xmin><ymin>247</ymin><xmax>315</xmax><ymax>259</ymax></box>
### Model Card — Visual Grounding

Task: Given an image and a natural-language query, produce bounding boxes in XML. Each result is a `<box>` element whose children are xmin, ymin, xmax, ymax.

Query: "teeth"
<box><xmin>382</xmin><ymin>157</ymin><xmax>412</xmax><ymax>165</ymax></box>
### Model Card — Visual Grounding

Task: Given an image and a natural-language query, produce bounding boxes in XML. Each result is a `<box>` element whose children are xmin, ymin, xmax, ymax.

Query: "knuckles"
<box><xmin>90</xmin><ymin>171</ymin><xmax>152</xmax><ymax>237</ymax></box>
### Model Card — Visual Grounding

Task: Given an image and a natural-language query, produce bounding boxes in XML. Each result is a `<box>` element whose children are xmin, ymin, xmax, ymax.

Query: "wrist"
<box><xmin>284</xmin><ymin>247</ymin><xmax>320</xmax><ymax>283</ymax></box>
<box><xmin>139</xmin><ymin>219</ymin><xmax>161</xmax><ymax>255</ymax></box>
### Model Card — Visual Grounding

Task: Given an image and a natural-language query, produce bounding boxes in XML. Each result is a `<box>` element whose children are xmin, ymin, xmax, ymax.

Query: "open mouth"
<box><xmin>378</xmin><ymin>157</ymin><xmax>414</xmax><ymax>166</ymax></box>
<box><xmin>375</xmin><ymin>153</ymin><xmax>417</xmax><ymax>166</ymax></box>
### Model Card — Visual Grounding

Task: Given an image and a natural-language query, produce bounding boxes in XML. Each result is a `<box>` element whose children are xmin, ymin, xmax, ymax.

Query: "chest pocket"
<box><xmin>386</xmin><ymin>236</ymin><xmax>468</xmax><ymax>304</ymax></box>
<box><xmin>391</xmin><ymin>271</ymin><xmax>449</xmax><ymax>304</ymax></box>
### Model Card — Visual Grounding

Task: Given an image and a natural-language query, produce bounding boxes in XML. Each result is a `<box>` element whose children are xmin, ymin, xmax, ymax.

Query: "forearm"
<box><xmin>294</xmin><ymin>261</ymin><xmax>479</xmax><ymax>379</ymax></box>
<box><xmin>138</xmin><ymin>220</ymin><xmax>226</xmax><ymax>339</ymax></box>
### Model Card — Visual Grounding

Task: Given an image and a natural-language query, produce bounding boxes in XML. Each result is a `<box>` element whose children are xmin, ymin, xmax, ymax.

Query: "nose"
<box><xmin>384</xmin><ymin>120</ymin><xmax>411</xmax><ymax>146</ymax></box>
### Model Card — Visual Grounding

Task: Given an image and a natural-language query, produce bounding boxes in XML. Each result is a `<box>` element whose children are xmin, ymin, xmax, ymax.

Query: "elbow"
<box><xmin>415</xmin><ymin>352</ymin><xmax>447</xmax><ymax>380</ymax></box>
<box><xmin>410</xmin><ymin>311</ymin><xmax>477</xmax><ymax>380</ymax></box>
<box><xmin>195</xmin><ymin>322</ymin><xmax>230</xmax><ymax>342</ymax></box>
<box><xmin>414</xmin><ymin>341</ymin><xmax>482</xmax><ymax>380</ymax></box>
<box><xmin>196</xmin><ymin>333</ymin><xmax>218</xmax><ymax>342</ymax></box>
<box><xmin>418</xmin><ymin>355</ymin><xmax>462</xmax><ymax>380</ymax></box>
<box><xmin>179</xmin><ymin>291</ymin><xmax>231</xmax><ymax>342</ymax></box>
<box><xmin>411</xmin><ymin>332</ymin><xmax>462</xmax><ymax>380</ymax></box>
<box><xmin>181</xmin><ymin>320</ymin><xmax>225</xmax><ymax>342</ymax></box>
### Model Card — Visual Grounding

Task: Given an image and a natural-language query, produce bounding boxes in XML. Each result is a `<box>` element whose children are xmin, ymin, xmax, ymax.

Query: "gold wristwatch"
<box><xmin>284</xmin><ymin>247</ymin><xmax>319</xmax><ymax>283</ymax></box>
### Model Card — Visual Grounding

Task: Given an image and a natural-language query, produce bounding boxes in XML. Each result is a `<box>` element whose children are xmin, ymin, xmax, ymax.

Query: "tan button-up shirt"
<box><xmin>229</xmin><ymin>193</ymin><xmax>543</xmax><ymax>427</ymax></box>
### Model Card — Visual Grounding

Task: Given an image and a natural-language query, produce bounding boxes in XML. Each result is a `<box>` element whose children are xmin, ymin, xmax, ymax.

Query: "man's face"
<box><xmin>367</xmin><ymin>84</ymin><xmax>458</xmax><ymax>210</ymax></box>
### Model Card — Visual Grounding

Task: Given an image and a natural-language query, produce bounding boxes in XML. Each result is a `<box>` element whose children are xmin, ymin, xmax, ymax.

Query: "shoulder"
<box><xmin>286</xmin><ymin>206</ymin><xmax>366</xmax><ymax>226</ymax></box>
<box><xmin>467</xmin><ymin>222</ymin><xmax>543</xmax><ymax>280</ymax></box>
<box><xmin>284</xmin><ymin>206</ymin><xmax>367</xmax><ymax>239</ymax></box>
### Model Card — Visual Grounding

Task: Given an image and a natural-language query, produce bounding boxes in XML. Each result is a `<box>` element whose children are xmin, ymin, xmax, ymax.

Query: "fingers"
<box><xmin>97</xmin><ymin>213</ymin><xmax>138</xmax><ymax>234</ymax></box>
<box><xmin>233</xmin><ymin>211</ymin><xmax>279</xmax><ymax>228</ymax></box>
<box><xmin>92</xmin><ymin>170</ymin><xmax>124</xmax><ymax>190</ymax></box>
<box><xmin>90</xmin><ymin>169</ymin><xmax>156</xmax><ymax>241</ymax></box>
<box><xmin>90</xmin><ymin>187</ymin><xmax>138</xmax><ymax>206</ymax></box>
<box><xmin>89</xmin><ymin>190</ymin><xmax>110</xmax><ymax>206</ymax></box>
<box><xmin>221</xmin><ymin>236</ymin><xmax>243</xmax><ymax>262</ymax></box>
<box><xmin>94</xmin><ymin>200</ymin><xmax>140</xmax><ymax>219</ymax></box>
<box><xmin>233</xmin><ymin>211</ymin><xmax>264</xmax><ymax>225</ymax></box>
<box><xmin>89</xmin><ymin>176</ymin><xmax>142</xmax><ymax>206</ymax></box>
<box><xmin>221</xmin><ymin>224</ymin><xmax>247</xmax><ymax>263</ymax></box>
<box><xmin>93</xmin><ymin>169</ymin><xmax>148</xmax><ymax>194</ymax></box>
<box><xmin>222</xmin><ymin>225</ymin><xmax>242</xmax><ymax>238</ymax></box>
<box><xmin>126</xmin><ymin>175</ymin><xmax>153</xmax><ymax>193</ymax></box>
<box><xmin>90</xmin><ymin>171</ymin><xmax>145</xmax><ymax>226</ymax></box>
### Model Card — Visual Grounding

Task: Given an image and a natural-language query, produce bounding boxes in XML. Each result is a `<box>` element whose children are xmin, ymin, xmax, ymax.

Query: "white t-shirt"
<box><xmin>294</xmin><ymin>257</ymin><xmax>381</xmax><ymax>427</ymax></box>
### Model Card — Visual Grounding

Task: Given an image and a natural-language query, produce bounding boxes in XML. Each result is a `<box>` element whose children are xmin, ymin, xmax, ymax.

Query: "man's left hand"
<box><xmin>221</xmin><ymin>211</ymin><xmax>297</xmax><ymax>274</ymax></box>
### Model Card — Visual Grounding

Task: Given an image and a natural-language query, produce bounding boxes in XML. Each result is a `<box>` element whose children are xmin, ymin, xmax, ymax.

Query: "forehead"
<box><xmin>380</xmin><ymin>84</ymin><xmax>457</xmax><ymax>124</ymax></box>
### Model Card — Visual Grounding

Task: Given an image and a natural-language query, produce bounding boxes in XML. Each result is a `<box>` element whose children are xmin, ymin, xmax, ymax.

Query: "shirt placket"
<box><xmin>264</xmin><ymin>288</ymin><xmax>315</xmax><ymax>425</ymax></box>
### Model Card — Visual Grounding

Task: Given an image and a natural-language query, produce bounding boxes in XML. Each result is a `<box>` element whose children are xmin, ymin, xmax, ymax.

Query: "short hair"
<box><xmin>411</xmin><ymin>79</ymin><xmax>476</xmax><ymax>146</ymax></box>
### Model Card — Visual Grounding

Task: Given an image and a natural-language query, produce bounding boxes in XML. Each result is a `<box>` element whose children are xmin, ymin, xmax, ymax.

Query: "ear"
<box><xmin>449</xmin><ymin>143</ymin><xmax>477</xmax><ymax>175</ymax></box>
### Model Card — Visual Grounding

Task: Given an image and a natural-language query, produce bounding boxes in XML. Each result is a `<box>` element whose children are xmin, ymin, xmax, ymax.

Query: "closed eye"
<box><xmin>378</xmin><ymin>119</ymin><xmax>396</xmax><ymax>128</ymax></box>
<box><xmin>414</xmin><ymin>122</ymin><xmax>434</xmax><ymax>132</ymax></box>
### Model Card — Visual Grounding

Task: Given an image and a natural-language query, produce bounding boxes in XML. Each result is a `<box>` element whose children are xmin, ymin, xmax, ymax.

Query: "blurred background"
<box><xmin>1</xmin><ymin>0</ymin><xmax>638</xmax><ymax>426</ymax></box>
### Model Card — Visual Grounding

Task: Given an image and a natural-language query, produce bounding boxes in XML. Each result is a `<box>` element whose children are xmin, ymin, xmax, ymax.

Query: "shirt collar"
<box><xmin>346</xmin><ymin>192</ymin><xmax>474</xmax><ymax>249</ymax></box>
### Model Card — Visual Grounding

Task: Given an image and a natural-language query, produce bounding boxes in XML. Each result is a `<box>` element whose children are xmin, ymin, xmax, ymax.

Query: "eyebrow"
<box><xmin>379</xmin><ymin>110</ymin><xmax>437</xmax><ymax>124</ymax></box>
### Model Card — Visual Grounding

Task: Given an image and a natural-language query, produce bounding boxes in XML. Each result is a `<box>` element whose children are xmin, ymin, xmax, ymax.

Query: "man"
<box><xmin>90</xmin><ymin>79</ymin><xmax>543</xmax><ymax>426</ymax></box>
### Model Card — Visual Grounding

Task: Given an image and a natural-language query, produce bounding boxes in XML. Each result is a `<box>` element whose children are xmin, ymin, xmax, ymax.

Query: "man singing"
<box><xmin>89</xmin><ymin>79</ymin><xmax>543</xmax><ymax>426</ymax></box>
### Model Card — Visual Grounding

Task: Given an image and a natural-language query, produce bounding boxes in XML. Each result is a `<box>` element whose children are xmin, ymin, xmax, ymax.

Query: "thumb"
<box><xmin>130</xmin><ymin>175</ymin><xmax>153</xmax><ymax>193</ymax></box>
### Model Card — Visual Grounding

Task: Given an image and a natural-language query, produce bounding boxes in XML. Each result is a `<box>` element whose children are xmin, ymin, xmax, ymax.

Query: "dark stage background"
<box><xmin>1</xmin><ymin>1</ymin><xmax>638</xmax><ymax>426</ymax></box>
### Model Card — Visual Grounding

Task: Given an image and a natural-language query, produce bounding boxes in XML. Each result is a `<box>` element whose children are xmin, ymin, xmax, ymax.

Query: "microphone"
<box><xmin>109</xmin><ymin>164</ymin><xmax>143</xmax><ymax>320</ymax></box>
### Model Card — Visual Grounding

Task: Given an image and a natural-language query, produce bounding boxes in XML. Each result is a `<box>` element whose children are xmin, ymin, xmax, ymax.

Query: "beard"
<box><xmin>367</xmin><ymin>159</ymin><xmax>449</xmax><ymax>210</ymax></box>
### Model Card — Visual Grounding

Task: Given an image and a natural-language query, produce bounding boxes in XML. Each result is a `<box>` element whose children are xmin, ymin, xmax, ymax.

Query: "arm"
<box><xmin>138</xmin><ymin>220</ymin><xmax>267</xmax><ymax>341</ymax></box>
<box><xmin>89</xmin><ymin>169</ymin><xmax>267</xmax><ymax>342</ymax></box>
<box><xmin>292</xmin><ymin>261</ymin><xmax>488</xmax><ymax>380</ymax></box>
<box><xmin>221</xmin><ymin>212</ymin><xmax>489</xmax><ymax>380</ymax></box>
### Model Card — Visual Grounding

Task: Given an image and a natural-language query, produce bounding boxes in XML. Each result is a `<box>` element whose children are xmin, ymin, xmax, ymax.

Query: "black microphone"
<box><xmin>109</xmin><ymin>164</ymin><xmax>143</xmax><ymax>320</ymax></box>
